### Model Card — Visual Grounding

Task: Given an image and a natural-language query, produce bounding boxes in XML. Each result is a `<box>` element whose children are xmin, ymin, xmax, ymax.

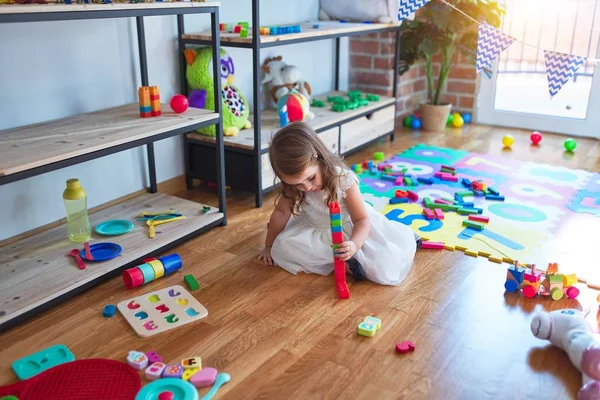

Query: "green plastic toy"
<box><xmin>311</xmin><ymin>99</ymin><xmax>326</xmax><ymax>108</ymax></box>
<box><xmin>184</xmin><ymin>274</ymin><xmax>200</xmax><ymax>291</ymax></box>
<box><xmin>366</xmin><ymin>94</ymin><xmax>380</xmax><ymax>101</ymax></box>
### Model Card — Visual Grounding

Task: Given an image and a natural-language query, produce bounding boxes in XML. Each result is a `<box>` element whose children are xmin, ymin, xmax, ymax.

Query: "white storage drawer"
<box><xmin>317</xmin><ymin>127</ymin><xmax>340</xmax><ymax>155</ymax></box>
<box><xmin>261</xmin><ymin>153</ymin><xmax>279</xmax><ymax>190</ymax></box>
<box><xmin>340</xmin><ymin>105</ymin><xmax>395</xmax><ymax>154</ymax></box>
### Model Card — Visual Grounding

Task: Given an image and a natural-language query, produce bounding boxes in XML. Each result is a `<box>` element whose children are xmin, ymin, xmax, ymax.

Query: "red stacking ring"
<box><xmin>123</xmin><ymin>267</ymin><xmax>145</xmax><ymax>289</ymax></box>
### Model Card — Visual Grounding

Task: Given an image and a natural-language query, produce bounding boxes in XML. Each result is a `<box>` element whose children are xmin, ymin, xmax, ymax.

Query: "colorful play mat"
<box><xmin>358</xmin><ymin>144</ymin><xmax>600</xmax><ymax>285</ymax></box>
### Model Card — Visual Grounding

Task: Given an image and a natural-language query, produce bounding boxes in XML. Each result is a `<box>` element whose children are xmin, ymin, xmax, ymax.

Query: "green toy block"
<box><xmin>462</xmin><ymin>220</ymin><xmax>484</xmax><ymax>230</ymax></box>
<box><xmin>327</xmin><ymin>95</ymin><xmax>345</xmax><ymax>104</ymax></box>
<box><xmin>344</xmin><ymin>100</ymin><xmax>359</xmax><ymax>110</ymax></box>
<box><xmin>447</xmin><ymin>205</ymin><xmax>460</xmax><ymax>212</ymax></box>
<box><xmin>348</xmin><ymin>90</ymin><xmax>363</xmax><ymax>101</ymax></box>
<box><xmin>423</xmin><ymin>197</ymin><xmax>434</xmax><ymax>209</ymax></box>
<box><xmin>331</xmin><ymin>219</ymin><xmax>342</xmax><ymax>227</ymax></box>
<box><xmin>456</xmin><ymin>190</ymin><xmax>474</xmax><ymax>197</ymax></box>
<box><xmin>404</xmin><ymin>177</ymin><xmax>414</xmax><ymax>186</ymax></box>
<box><xmin>184</xmin><ymin>274</ymin><xmax>199</xmax><ymax>291</ymax></box>
<box><xmin>373</xmin><ymin>152</ymin><xmax>385</xmax><ymax>161</ymax></box>
<box><xmin>311</xmin><ymin>99</ymin><xmax>326</xmax><ymax>108</ymax></box>
<box><xmin>331</xmin><ymin>103</ymin><xmax>346</xmax><ymax>112</ymax></box>
<box><xmin>457</xmin><ymin>207</ymin><xmax>479</xmax><ymax>215</ymax></box>
<box><xmin>547</xmin><ymin>274</ymin><xmax>563</xmax><ymax>284</ymax></box>
<box><xmin>237</xmin><ymin>21</ymin><xmax>249</xmax><ymax>29</ymax></box>
<box><xmin>240</xmin><ymin>27</ymin><xmax>249</xmax><ymax>37</ymax></box>
<box><xmin>366</xmin><ymin>94</ymin><xmax>380</xmax><ymax>101</ymax></box>
<box><xmin>358</xmin><ymin>99</ymin><xmax>369</xmax><ymax>107</ymax></box>
<box><xmin>432</xmin><ymin>204</ymin><xmax>450</xmax><ymax>211</ymax></box>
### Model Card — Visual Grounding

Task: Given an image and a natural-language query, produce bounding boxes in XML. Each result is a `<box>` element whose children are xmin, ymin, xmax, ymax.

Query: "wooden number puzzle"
<box><xmin>117</xmin><ymin>285</ymin><xmax>208</xmax><ymax>337</ymax></box>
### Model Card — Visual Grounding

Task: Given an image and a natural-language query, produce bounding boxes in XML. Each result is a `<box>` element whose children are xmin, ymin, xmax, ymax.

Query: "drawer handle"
<box><xmin>366</xmin><ymin>112</ymin><xmax>374</xmax><ymax>120</ymax></box>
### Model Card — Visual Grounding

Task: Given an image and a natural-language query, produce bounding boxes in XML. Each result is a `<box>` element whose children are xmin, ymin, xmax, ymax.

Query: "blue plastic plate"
<box><xmin>95</xmin><ymin>219</ymin><xmax>134</xmax><ymax>236</ymax></box>
<box><xmin>79</xmin><ymin>242</ymin><xmax>122</xmax><ymax>262</ymax></box>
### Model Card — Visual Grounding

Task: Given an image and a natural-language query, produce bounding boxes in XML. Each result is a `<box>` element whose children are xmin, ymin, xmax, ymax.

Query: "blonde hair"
<box><xmin>269</xmin><ymin>122</ymin><xmax>346</xmax><ymax>215</ymax></box>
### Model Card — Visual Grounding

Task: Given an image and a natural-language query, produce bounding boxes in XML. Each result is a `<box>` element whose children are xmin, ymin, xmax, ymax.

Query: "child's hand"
<box><xmin>335</xmin><ymin>241</ymin><xmax>358</xmax><ymax>262</ymax></box>
<box><xmin>258</xmin><ymin>246</ymin><xmax>276</xmax><ymax>266</ymax></box>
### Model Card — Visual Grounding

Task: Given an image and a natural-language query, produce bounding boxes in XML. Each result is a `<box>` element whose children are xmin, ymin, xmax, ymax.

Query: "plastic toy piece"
<box><xmin>443</xmin><ymin>244</ymin><xmax>455</xmax><ymax>251</ymax></box>
<box><xmin>138</xmin><ymin>86</ymin><xmax>152</xmax><ymax>118</ymax></box>
<box><xmin>462</xmin><ymin>178</ymin><xmax>472</xmax><ymax>188</ymax></box>
<box><xmin>363</xmin><ymin>316</ymin><xmax>381</xmax><ymax>331</ymax></box>
<box><xmin>366</xmin><ymin>94</ymin><xmax>380</xmax><ymax>101</ymax></box>
<box><xmin>395</xmin><ymin>190</ymin><xmax>407</xmax><ymax>198</ymax></box>
<box><xmin>202</xmin><ymin>372</ymin><xmax>231</xmax><ymax>400</ymax></box>
<box><xmin>417</xmin><ymin>177</ymin><xmax>433</xmax><ymax>184</ymax></box>
<box><xmin>468</xmin><ymin>215</ymin><xmax>489</xmax><ymax>223</ymax></box>
<box><xmin>358</xmin><ymin>321</ymin><xmax>377</xmax><ymax>337</ymax></box>
<box><xmin>240</xmin><ymin>27</ymin><xmax>249</xmax><ymax>37</ymax></box>
<box><xmin>433</xmin><ymin>209</ymin><xmax>444</xmax><ymax>219</ymax></box>
<box><xmin>329</xmin><ymin>202</ymin><xmax>350</xmax><ymax>299</ymax></box>
<box><xmin>488</xmin><ymin>187</ymin><xmax>499</xmax><ymax>195</ymax></box>
<box><xmin>456</xmin><ymin>190</ymin><xmax>473</xmax><ymax>197</ymax></box>
<box><xmin>134</xmin><ymin>378</ymin><xmax>198</xmax><ymax>400</ymax></box>
<box><xmin>190</xmin><ymin>367</ymin><xmax>218</xmax><ymax>388</ymax></box>
<box><xmin>182</xmin><ymin>368</ymin><xmax>199</xmax><ymax>381</ymax></box>
<box><xmin>465</xmin><ymin>250</ymin><xmax>478</xmax><ymax>257</ymax></box>
<box><xmin>162</xmin><ymin>364</ymin><xmax>184</xmax><ymax>379</ymax></box>
<box><xmin>381</xmin><ymin>174</ymin><xmax>396</xmax><ymax>182</ymax></box>
<box><xmin>145</xmin><ymin>362</ymin><xmax>166</xmax><ymax>381</ymax></box>
<box><xmin>127</xmin><ymin>351</ymin><xmax>148</xmax><ymax>370</ymax></box>
<box><xmin>423</xmin><ymin>197</ymin><xmax>434</xmax><ymax>209</ymax></box>
<box><xmin>422</xmin><ymin>208</ymin><xmax>435</xmax><ymax>220</ymax></box>
<box><xmin>458</xmin><ymin>208</ymin><xmax>480</xmax><ymax>215</ymax></box>
<box><xmin>11</xmin><ymin>344</ymin><xmax>75</xmax><ymax>380</ymax></box>
<box><xmin>395</xmin><ymin>341</ymin><xmax>415</xmax><ymax>354</ymax></box>
<box><xmin>478</xmin><ymin>250</ymin><xmax>492</xmax><ymax>257</ymax></box>
<box><xmin>462</xmin><ymin>220</ymin><xmax>484</xmax><ymax>230</ymax></box>
<box><xmin>547</xmin><ymin>262</ymin><xmax>559</xmax><ymax>274</ymax></box>
<box><xmin>374</xmin><ymin>152</ymin><xmax>384</xmax><ymax>162</ymax></box>
<box><xmin>183</xmin><ymin>274</ymin><xmax>199</xmax><ymax>291</ymax></box>
<box><xmin>435</xmin><ymin>199</ymin><xmax>453</xmax><ymax>205</ymax></box>
<box><xmin>404</xmin><ymin>177</ymin><xmax>414</xmax><ymax>186</ymax></box>
<box><xmin>489</xmin><ymin>257</ymin><xmax>502</xmax><ymax>263</ymax></box>
<box><xmin>150</xmin><ymin>86</ymin><xmax>161</xmax><ymax>117</ymax></box>
<box><xmin>420</xmin><ymin>241</ymin><xmax>444</xmax><ymax>250</ymax></box>
<box><xmin>182</xmin><ymin>357</ymin><xmax>202</xmax><ymax>369</ymax></box>
<box><xmin>146</xmin><ymin>351</ymin><xmax>162</xmax><ymax>364</ymax></box>
<box><xmin>390</xmin><ymin>197</ymin><xmax>408</xmax><ymax>205</ymax></box>
<box><xmin>103</xmin><ymin>304</ymin><xmax>116</xmax><ymax>317</ymax></box>
<box><xmin>485</xmin><ymin>194</ymin><xmax>505</xmax><ymax>201</ymax></box>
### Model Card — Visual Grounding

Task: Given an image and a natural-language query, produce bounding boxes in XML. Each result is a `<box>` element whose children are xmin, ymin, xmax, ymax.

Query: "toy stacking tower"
<box><xmin>138</xmin><ymin>86</ymin><xmax>161</xmax><ymax>118</ymax></box>
<box><xmin>329</xmin><ymin>202</ymin><xmax>350</xmax><ymax>299</ymax></box>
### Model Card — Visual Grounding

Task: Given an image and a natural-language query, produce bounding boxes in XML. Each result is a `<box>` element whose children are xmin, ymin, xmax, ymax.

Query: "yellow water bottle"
<box><xmin>63</xmin><ymin>178</ymin><xmax>91</xmax><ymax>243</ymax></box>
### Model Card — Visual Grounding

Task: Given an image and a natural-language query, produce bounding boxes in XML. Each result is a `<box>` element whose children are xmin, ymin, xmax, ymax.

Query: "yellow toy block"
<box><xmin>465</xmin><ymin>250</ymin><xmax>478</xmax><ymax>257</ymax></box>
<box><xmin>181</xmin><ymin>357</ymin><xmax>201</xmax><ymax>369</ymax></box>
<box><xmin>455</xmin><ymin>245</ymin><xmax>467</xmax><ymax>251</ymax></box>
<box><xmin>502</xmin><ymin>257</ymin><xmax>514</xmax><ymax>264</ymax></box>
<box><xmin>478</xmin><ymin>250</ymin><xmax>491</xmax><ymax>257</ymax></box>
<box><xmin>138</xmin><ymin>86</ymin><xmax>151</xmax><ymax>106</ymax></box>
<box><xmin>182</xmin><ymin>368</ymin><xmax>199</xmax><ymax>380</ymax></box>
<box><xmin>443</xmin><ymin>244</ymin><xmax>455</xmax><ymax>251</ymax></box>
<box><xmin>358</xmin><ymin>321</ymin><xmax>377</xmax><ymax>337</ymax></box>
<box><xmin>363</xmin><ymin>316</ymin><xmax>381</xmax><ymax>331</ymax></box>
<box><xmin>563</xmin><ymin>274</ymin><xmax>577</xmax><ymax>287</ymax></box>
<box><xmin>489</xmin><ymin>257</ymin><xmax>502</xmax><ymax>263</ymax></box>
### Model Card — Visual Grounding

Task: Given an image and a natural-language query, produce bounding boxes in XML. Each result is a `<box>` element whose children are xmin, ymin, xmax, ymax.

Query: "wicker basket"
<box><xmin>419</xmin><ymin>103</ymin><xmax>452</xmax><ymax>132</ymax></box>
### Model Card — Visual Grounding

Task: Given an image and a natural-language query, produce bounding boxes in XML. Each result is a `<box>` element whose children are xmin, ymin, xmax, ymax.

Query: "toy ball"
<box><xmin>170</xmin><ymin>95</ymin><xmax>189</xmax><ymax>113</ymax></box>
<box><xmin>564</xmin><ymin>138</ymin><xmax>577</xmax><ymax>152</ymax></box>
<box><xmin>530</xmin><ymin>131</ymin><xmax>543</xmax><ymax>145</ymax></box>
<box><xmin>461</xmin><ymin>113</ymin><xmax>472</xmax><ymax>124</ymax></box>
<box><xmin>502</xmin><ymin>134</ymin><xmax>515</xmax><ymax>148</ymax></box>
<box><xmin>452</xmin><ymin>115</ymin><xmax>464</xmax><ymax>128</ymax></box>
<box><xmin>403</xmin><ymin>115</ymin><xmax>414</xmax><ymax>128</ymax></box>
<box><xmin>447</xmin><ymin>113</ymin><xmax>454</xmax><ymax>125</ymax></box>
<box><xmin>410</xmin><ymin>118</ymin><xmax>422</xmax><ymax>130</ymax></box>
<box><xmin>276</xmin><ymin>90</ymin><xmax>311</xmax><ymax>123</ymax></box>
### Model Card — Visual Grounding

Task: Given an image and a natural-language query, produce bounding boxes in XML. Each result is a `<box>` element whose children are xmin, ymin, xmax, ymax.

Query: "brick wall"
<box><xmin>349</xmin><ymin>34</ymin><xmax>477</xmax><ymax>124</ymax></box>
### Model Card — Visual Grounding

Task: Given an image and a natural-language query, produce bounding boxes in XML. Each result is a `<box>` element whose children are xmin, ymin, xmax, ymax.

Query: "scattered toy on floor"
<box><xmin>395</xmin><ymin>340</ymin><xmax>415</xmax><ymax>354</ymax></box>
<box><xmin>11</xmin><ymin>344</ymin><xmax>75</xmax><ymax>380</ymax></box>
<box><xmin>330</xmin><ymin>202</ymin><xmax>350</xmax><ymax>299</ymax></box>
<box><xmin>122</xmin><ymin>254</ymin><xmax>182</xmax><ymax>289</ymax></box>
<box><xmin>358</xmin><ymin>316</ymin><xmax>381</xmax><ymax>337</ymax></box>
<box><xmin>530</xmin><ymin>131</ymin><xmax>542</xmax><ymax>145</ymax></box>
<box><xmin>184</xmin><ymin>274</ymin><xmax>200</xmax><ymax>291</ymax></box>
<box><xmin>103</xmin><ymin>304</ymin><xmax>116</xmax><ymax>317</ymax></box>
<box><xmin>565</xmin><ymin>138</ymin><xmax>577</xmax><ymax>152</ymax></box>
<box><xmin>502</xmin><ymin>134</ymin><xmax>514</xmax><ymax>148</ymax></box>
<box><xmin>504</xmin><ymin>262</ymin><xmax>579</xmax><ymax>300</ymax></box>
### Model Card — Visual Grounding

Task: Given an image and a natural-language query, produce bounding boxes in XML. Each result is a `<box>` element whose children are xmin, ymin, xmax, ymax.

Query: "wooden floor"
<box><xmin>1</xmin><ymin>125</ymin><xmax>599</xmax><ymax>399</ymax></box>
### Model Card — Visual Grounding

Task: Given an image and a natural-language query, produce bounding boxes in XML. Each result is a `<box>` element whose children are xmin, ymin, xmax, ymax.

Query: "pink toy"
<box><xmin>145</xmin><ymin>362</ymin><xmax>166</xmax><ymax>381</ymax></box>
<box><xmin>190</xmin><ymin>367</ymin><xmax>218</xmax><ymax>388</ymax></box>
<box><xmin>126</xmin><ymin>351</ymin><xmax>148</xmax><ymax>370</ymax></box>
<box><xmin>396</xmin><ymin>341</ymin><xmax>415</xmax><ymax>354</ymax></box>
<box><xmin>146</xmin><ymin>350</ymin><xmax>162</xmax><ymax>364</ymax></box>
<box><xmin>170</xmin><ymin>95</ymin><xmax>189</xmax><ymax>114</ymax></box>
<box><xmin>163</xmin><ymin>364</ymin><xmax>184</xmax><ymax>378</ymax></box>
<box><xmin>420</xmin><ymin>241</ymin><xmax>444</xmax><ymax>249</ymax></box>
<box><xmin>531</xmin><ymin>309</ymin><xmax>600</xmax><ymax>399</ymax></box>
<box><xmin>531</xmin><ymin>131</ymin><xmax>543</xmax><ymax>145</ymax></box>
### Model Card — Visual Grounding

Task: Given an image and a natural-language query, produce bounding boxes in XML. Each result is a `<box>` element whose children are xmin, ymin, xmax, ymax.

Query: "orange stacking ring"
<box><xmin>148</xmin><ymin>260</ymin><xmax>165</xmax><ymax>279</ymax></box>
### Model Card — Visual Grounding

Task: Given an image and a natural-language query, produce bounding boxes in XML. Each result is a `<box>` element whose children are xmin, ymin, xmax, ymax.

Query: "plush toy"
<box><xmin>276</xmin><ymin>89</ymin><xmax>313</xmax><ymax>125</ymax></box>
<box><xmin>184</xmin><ymin>48</ymin><xmax>251</xmax><ymax>137</ymax></box>
<box><xmin>319</xmin><ymin>0</ymin><xmax>399</xmax><ymax>23</ymax></box>
<box><xmin>261</xmin><ymin>56</ymin><xmax>312</xmax><ymax>107</ymax></box>
<box><xmin>531</xmin><ymin>309</ymin><xmax>600</xmax><ymax>399</ymax></box>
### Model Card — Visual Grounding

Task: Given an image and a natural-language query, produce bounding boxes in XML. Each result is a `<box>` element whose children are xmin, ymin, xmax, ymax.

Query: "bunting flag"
<box><xmin>476</xmin><ymin>24</ymin><xmax>515</xmax><ymax>72</ymax></box>
<box><xmin>398</xmin><ymin>0</ymin><xmax>430</xmax><ymax>21</ymax></box>
<box><xmin>544</xmin><ymin>51</ymin><xmax>587</xmax><ymax>98</ymax></box>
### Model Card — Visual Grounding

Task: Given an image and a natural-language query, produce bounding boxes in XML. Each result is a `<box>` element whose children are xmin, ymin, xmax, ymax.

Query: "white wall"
<box><xmin>0</xmin><ymin>0</ymin><xmax>349</xmax><ymax>241</ymax></box>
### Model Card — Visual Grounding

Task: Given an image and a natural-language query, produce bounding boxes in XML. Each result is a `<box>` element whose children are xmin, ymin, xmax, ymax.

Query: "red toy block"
<box><xmin>434</xmin><ymin>209</ymin><xmax>444</xmax><ymax>219</ymax></box>
<box><xmin>396</xmin><ymin>341</ymin><xmax>415</xmax><ymax>354</ymax></box>
<box><xmin>395</xmin><ymin>190</ymin><xmax>407</xmax><ymax>198</ymax></box>
<box><xmin>331</xmin><ymin>231</ymin><xmax>343</xmax><ymax>243</ymax></box>
<box><xmin>423</xmin><ymin>208</ymin><xmax>435</xmax><ymax>220</ymax></box>
<box><xmin>434</xmin><ymin>172</ymin><xmax>445</xmax><ymax>178</ymax></box>
<box><xmin>407</xmin><ymin>190</ymin><xmax>418</xmax><ymax>201</ymax></box>
<box><xmin>440</xmin><ymin>175</ymin><xmax>459</xmax><ymax>182</ymax></box>
<box><xmin>441</xmin><ymin>165</ymin><xmax>455</xmax><ymax>172</ymax></box>
<box><xmin>329</xmin><ymin>202</ymin><xmax>341</xmax><ymax>214</ymax></box>
<box><xmin>468</xmin><ymin>215</ymin><xmax>489</xmax><ymax>223</ymax></box>
<box><xmin>420</xmin><ymin>241</ymin><xmax>444</xmax><ymax>249</ymax></box>
<box><xmin>234</xmin><ymin>25</ymin><xmax>242</xmax><ymax>33</ymax></box>
<box><xmin>362</xmin><ymin>161</ymin><xmax>369</xmax><ymax>168</ymax></box>
<box><xmin>140</xmin><ymin>111</ymin><xmax>152</xmax><ymax>118</ymax></box>
<box><xmin>334</xmin><ymin>259</ymin><xmax>350</xmax><ymax>299</ymax></box>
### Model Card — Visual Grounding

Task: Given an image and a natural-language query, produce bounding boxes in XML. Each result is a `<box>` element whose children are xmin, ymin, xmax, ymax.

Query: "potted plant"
<box><xmin>398</xmin><ymin>0</ymin><xmax>505</xmax><ymax>131</ymax></box>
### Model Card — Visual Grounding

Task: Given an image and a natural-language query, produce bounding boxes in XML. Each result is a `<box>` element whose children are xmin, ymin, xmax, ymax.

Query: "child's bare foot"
<box><xmin>345</xmin><ymin>258</ymin><xmax>366</xmax><ymax>281</ymax></box>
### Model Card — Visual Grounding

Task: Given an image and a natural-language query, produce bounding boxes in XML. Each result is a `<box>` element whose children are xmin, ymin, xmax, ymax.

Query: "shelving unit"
<box><xmin>180</xmin><ymin>4</ymin><xmax>401</xmax><ymax>207</ymax></box>
<box><xmin>0</xmin><ymin>2</ymin><xmax>224</xmax><ymax>332</ymax></box>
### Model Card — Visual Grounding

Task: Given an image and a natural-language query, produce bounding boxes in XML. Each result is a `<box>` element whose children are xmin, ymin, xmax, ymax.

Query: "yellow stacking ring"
<box><xmin>148</xmin><ymin>260</ymin><xmax>165</xmax><ymax>279</ymax></box>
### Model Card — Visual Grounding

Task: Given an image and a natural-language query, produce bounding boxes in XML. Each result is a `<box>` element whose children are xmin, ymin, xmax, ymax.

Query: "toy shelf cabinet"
<box><xmin>0</xmin><ymin>2</ymin><xmax>225</xmax><ymax>332</ymax></box>
<box><xmin>180</xmin><ymin>1</ymin><xmax>401</xmax><ymax>207</ymax></box>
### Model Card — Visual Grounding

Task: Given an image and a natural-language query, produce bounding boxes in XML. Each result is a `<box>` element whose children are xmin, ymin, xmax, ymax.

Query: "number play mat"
<box><xmin>358</xmin><ymin>144</ymin><xmax>600</xmax><ymax>286</ymax></box>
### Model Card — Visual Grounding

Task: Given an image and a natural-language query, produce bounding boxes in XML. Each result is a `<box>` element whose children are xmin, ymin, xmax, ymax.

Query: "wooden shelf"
<box><xmin>187</xmin><ymin>90</ymin><xmax>395</xmax><ymax>151</ymax></box>
<box><xmin>0</xmin><ymin>192</ymin><xmax>223</xmax><ymax>330</ymax></box>
<box><xmin>182</xmin><ymin>20</ymin><xmax>398</xmax><ymax>47</ymax></box>
<box><xmin>0</xmin><ymin>103</ymin><xmax>218</xmax><ymax>184</ymax></box>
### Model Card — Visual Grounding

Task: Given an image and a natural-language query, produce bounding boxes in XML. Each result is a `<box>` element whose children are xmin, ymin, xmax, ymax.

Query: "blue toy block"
<box><xmin>140</xmin><ymin>105</ymin><xmax>151</xmax><ymax>112</ymax></box>
<box><xmin>507</xmin><ymin>266</ymin><xmax>525</xmax><ymax>283</ymax></box>
<box><xmin>270</xmin><ymin>27</ymin><xmax>276</xmax><ymax>35</ymax></box>
<box><xmin>389</xmin><ymin>197</ymin><xmax>408</xmax><ymax>204</ymax></box>
<box><xmin>473</xmin><ymin>190</ymin><xmax>485</xmax><ymax>197</ymax></box>
<box><xmin>293</xmin><ymin>25</ymin><xmax>301</xmax><ymax>32</ymax></box>
<box><xmin>331</xmin><ymin>225</ymin><xmax>343</xmax><ymax>233</ymax></box>
<box><xmin>460</xmin><ymin>202</ymin><xmax>474</xmax><ymax>207</ymax></box>
<box><xmin>367</xmin><ymin>161</ymin><xmax>374</xmax><ymax>168</ymax></box>
<box><xmin>488</xmin><ymin>187</ymin><xmax>499</xmax><ymax>195</ymax></box>
<box><xmin>461</xmin><ymin>178</ymin><xmax>472</xmax><ymax>188</ymax></box>
<box><xmin>369</xmin><ymin>167</ymin><xmax>378</xmax><ymax>174</ymax></box>
<box><xmin>486</xmin><ymin>194</ymin><xmax>505</xmax><ymax>201</ymax></box>
<box><xmin>381</xmin><ymin>175</ymin><xmax>397</xmax><ymax>182</ymax></box>
<box><xmin>313</xmin><ymin>24</ymin><xmax>320</xmax><ymax>29</ymax></box>
<box><xmin>417</xmin><ymin>177</ymin><xmax>433</xmax><ymax>185</ymax></box>
<box><xmin>330</xmin><ymin>213</ymin><xmax>342</xmax><ymax>221</ymax></box>
<box><xmin>103</xmin><ymin>304</ymin><xmax>116</xmax><ymax>317</ymax></box>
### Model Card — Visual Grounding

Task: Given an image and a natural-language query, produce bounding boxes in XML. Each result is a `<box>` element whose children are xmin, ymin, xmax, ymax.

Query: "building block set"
<box><xmin>329</xmin><ymin>201</ymin><xmax>350</xmax><ymax>299</ymax></box>
<box><xmin>122</xmin><ymin>253</ymin><xmax>182</xmax><ymax>289</ymax></box>
<box><xmin>138</xmin><ymin>86</ymin><xmax>161</xmax><ymax>118</ymax></box>
<box><xmin>220</xmin><ymin>21</ymin><xmax>301</xmax><ymax>37</ymax></box>
<box><xmin>504</xmin><ymin>261</ymin><xmax>580</xmax><ymax>300</ymax></box>
<box><xmin>313</xmin><ymin>91</ymin><xmax>380</xmax><ymax>113</ymax></box>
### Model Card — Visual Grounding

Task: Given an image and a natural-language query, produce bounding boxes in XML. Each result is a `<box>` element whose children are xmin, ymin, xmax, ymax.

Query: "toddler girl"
<box><xmin>258</xmin><ymin>122</ymin><xmax>419</xmax><ymax>286</ymax></box>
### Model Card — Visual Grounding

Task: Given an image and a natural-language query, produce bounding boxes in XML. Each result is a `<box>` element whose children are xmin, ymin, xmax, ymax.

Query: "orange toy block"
<box><xmin>138</xmin><ymin>86</ymin><xmax>151</xmax><ymax>106</ymax></box>
<box><xmin>150</xmin><ymin>86</ymin><xmax>161</xmax><ymax>117</ymax></box>
<box><xmin>547</xmin><ymin>262</ymin><xmax>559</xmax><ymax>274</ymax></box>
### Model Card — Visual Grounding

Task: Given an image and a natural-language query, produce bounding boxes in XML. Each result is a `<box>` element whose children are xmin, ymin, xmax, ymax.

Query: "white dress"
<box><xmin>271</xmin><ymin>169</ymin><xmax>417</xmax><ymax>286</ymax></box>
